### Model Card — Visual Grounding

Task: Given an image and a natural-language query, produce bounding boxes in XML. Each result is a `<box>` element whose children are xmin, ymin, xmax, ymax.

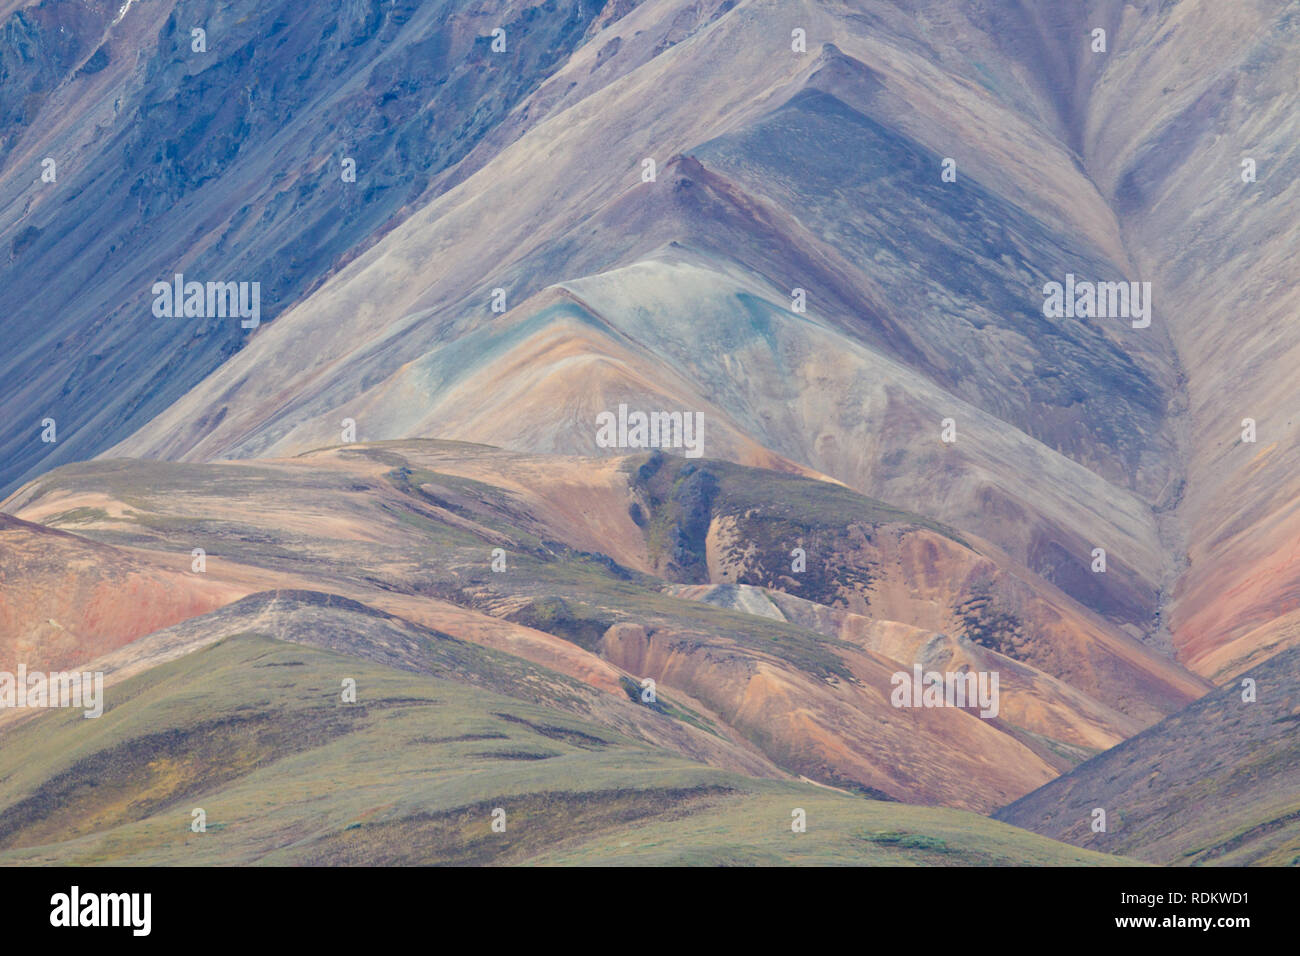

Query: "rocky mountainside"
<box><xmin>0</xmin><ymin>442</ymin><xmax>1208</xmax><ymax>811</ymax></box>
<box><xmin>1</xmin><ymin>0</ymin><xmax>1296</xmax><ymax>865</ymax></box>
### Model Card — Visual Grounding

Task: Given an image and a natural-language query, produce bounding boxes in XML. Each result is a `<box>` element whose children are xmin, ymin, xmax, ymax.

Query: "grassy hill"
<box><xmin>996</xmin><ymin>647</ymin><xmax>1300</xmax><ymax>866</ymax></box>
<box><xmin>0</xmin><ymin>625</ymin><xmax>1128</xmax><ymax>866</ymax></box>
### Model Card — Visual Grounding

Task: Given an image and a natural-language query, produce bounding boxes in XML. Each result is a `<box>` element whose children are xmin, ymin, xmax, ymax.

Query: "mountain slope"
<box><xmin>101</xmin><ymin>7</ymin><xmax>1186</xmax><ymax>649</ymax></box>
<box><xmin>0</xmin><ymin>512</ymin><xmax>240</xmax><ymax>669</ymax></box>
<box><xmin>1</xmin><ymin>441</ymin><xmax>1207</xmax><ymax>811</ymax></box>
<box><xmin>0</xmin><ymin>626</ymin><xmax>1131</xmax><ymax>866</ymax></box>
<box><xmin>95</xmin><ymin>0</ymin><xmax>1300</xmax><ymax>680</ymax></box>
<box><xmin>996</xmin><ymin>646</ymin><xmax>1300</xmax><ymax>866</ymax></box>
<box><xmin>1</xmin><ymin>0</ymin><xmax>1298</xmax><ymax>867</ymax></box>
<box><xmin>0</xmin><ymin>0</ymin><xmax>637</xmax><ymax>495</ymax></box>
